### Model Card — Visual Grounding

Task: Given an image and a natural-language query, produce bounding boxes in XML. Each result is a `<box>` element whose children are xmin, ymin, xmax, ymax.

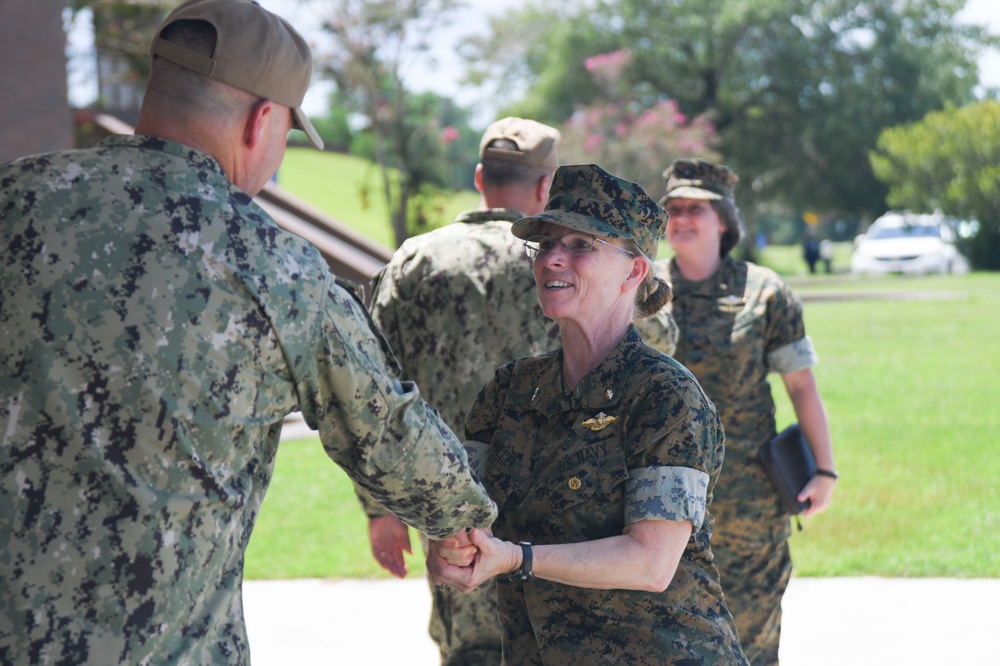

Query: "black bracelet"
<box><xmin>815</xmin><ymin>468</ymin><xmax>839</xmax><ymax>480</ymax></box>
<box><xmin>508</xmin><ymin>541</ymin><xmax>533</xmax><ymax>582</ymax></box>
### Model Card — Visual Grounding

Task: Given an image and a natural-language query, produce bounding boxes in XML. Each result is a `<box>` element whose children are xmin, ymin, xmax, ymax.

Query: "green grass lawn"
<box><xmin>245</xmin><ymin>150</ymin><xmax>1000</xmax><ymax>580</ymax></box>
<box><xmin>274</xmin><ymin>147</ymin><xmax>479</xmax><ymax>249</ymax></box>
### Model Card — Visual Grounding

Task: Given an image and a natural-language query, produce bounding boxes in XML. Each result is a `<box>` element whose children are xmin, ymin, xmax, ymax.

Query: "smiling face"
<box><xmin>532</xmin><ymin>222</ymin><xmax>645</xmax><ymax>334</ymax></box>
<box><xmin>664</xmin><ymin>197</ymin><xmax>726</xmax><ymax>260</ymax></box>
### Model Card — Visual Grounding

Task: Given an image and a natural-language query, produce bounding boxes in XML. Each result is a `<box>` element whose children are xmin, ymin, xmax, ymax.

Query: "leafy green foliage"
<box><xmin>308</xmin><ymin>105</ymin><xmax>354</xmax><ymax>153</ymax></box>
<box><xmin>556</xmin><ymin>49</ymin><xmax>721</xmax><ymax>197</ymax></box>
<box><xmin>870</xmin><ymin>100</ymin><xmax>1000</xmax><ymax>270</ymax></box>
<box><xmin>314</xmin><ymin>0</ymin><xmax>478</xmax><ymax>246</ymax></box>
<box><xmin>68</xmin><ymin>1</ymin><xmax>180</xmax><ymax>84</ymax></box>
<box><xmin>461</xmin><ymin>0</ymin><xmax>996</xmax><ymax>227</ymax></box>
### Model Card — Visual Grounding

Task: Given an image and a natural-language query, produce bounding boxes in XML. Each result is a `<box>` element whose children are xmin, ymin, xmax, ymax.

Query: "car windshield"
<box><xmin>869</xmin><ymin>224</ymin><xmax>941</xmax><ymax>240</ymax></box>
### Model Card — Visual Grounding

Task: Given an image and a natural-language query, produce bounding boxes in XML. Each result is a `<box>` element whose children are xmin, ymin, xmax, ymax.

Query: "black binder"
<box><xmin>758</xmin><ymin>423</ymin><xmax>815</xmax><ymax>515</ymax></box>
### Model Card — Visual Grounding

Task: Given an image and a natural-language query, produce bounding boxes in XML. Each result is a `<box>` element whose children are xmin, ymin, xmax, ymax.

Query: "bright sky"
<box><xmin>67</xmin><ymin>0</ymin><xmax>1000</xmax><ymax>125</ymax></box>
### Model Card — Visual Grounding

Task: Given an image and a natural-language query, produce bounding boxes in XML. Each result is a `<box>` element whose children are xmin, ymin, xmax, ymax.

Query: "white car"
<box><xmin>850</xmin><ymin>211</ymin><xmax>970</xmax><ymax>276</ymax></box>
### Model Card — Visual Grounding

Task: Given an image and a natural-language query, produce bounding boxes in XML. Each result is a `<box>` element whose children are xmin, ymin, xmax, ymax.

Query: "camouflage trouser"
<box><xmin>427</xmin><ymin>577</ymin><xmax>502</xmax><ymax>666</ymax></box>
<box><xmin>711</xmin><ymin>500</ymin><xmax>793</xmax><ymax>666</ymax></box>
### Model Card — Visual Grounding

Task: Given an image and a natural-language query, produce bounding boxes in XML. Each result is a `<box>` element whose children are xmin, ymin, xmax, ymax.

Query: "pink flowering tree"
<box><xmin>559</xmin><ymin>49</ymin><xmax>720</xmax><ymax>200</ymax></box>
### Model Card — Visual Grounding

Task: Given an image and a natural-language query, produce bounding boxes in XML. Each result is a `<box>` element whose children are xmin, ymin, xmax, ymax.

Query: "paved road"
<box><xmin>243</xmin><ymin>576</ymin><xmax>998</xmax><ymax>665</ymax></box>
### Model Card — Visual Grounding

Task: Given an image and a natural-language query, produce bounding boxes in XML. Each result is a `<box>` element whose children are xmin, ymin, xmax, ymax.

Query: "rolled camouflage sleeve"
<box><xmin>625</xmin><ymin>466</ymin><xmax>710</xmax><ymax>532</ymax></box>
<box><xmin>768</xmin><ymin>335</ymin><xmax>818</xmax><ymax>374</ymax></box>
<box><xmin>298</xmin><ymin>279</ymin><xmax>497</xmax><ymax>539</ymax></box>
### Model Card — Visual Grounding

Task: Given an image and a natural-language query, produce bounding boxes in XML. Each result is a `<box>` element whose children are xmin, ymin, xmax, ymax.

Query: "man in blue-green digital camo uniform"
<box><xmin>0</xmin><ymin>2</ymin><xmax>496</xmax><ymax>664</ymax></box>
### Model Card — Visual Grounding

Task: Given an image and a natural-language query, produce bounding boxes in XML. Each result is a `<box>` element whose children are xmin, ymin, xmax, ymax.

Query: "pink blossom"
<box><xmin>584</xmin><ymin>134</ymin><xmax>604</xmax><ymax>153</ymax></box>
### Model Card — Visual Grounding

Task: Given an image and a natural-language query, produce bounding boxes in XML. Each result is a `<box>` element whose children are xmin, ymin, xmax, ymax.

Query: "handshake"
<box><xmin>426</xmin><ymin>527</ymin><xmax>524</xmax><ymax>593</ymax></box>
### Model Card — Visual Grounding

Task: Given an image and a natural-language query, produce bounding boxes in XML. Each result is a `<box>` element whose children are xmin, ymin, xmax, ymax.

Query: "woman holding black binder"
<box><xmin>645</xmin><ymin>158</ymin><xmax>837</xmax><ymax>666</ymax></box>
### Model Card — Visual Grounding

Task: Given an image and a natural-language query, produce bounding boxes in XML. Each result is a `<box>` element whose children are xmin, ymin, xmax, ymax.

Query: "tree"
<box><xmin>870</xmin><ymin>100</ymin><xmax>1000</xmax><ymax>270</ymax></box>
<box><xmin>557</xmin><ymin>49</ymin><xmax>720</xmax><ymax>198</ymax></box>
<box><xmin>316</xmin><ymin>0</ymin><xmax>470</xmax><ymax>247</ymax></box>
<box><xmin>68</xmin><ymin>0</ymin><xmax>180</xmax><ymax>117</ymax></box>
<box><xmin>461</xmin><ymin>0</ymin><xmax>996</xmax><ymax>230</ymax></box>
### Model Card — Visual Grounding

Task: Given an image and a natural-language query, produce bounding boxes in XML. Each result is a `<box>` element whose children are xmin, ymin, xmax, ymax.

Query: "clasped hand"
<box><xmin>426</xmin><ymin>527</ymin><xmax>520</xmax><ymax>593</ymax></box>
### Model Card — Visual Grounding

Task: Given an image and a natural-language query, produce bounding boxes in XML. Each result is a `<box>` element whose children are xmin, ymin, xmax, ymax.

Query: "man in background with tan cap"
<box><xmin>0</xmin><ymin>1</ymin><xmax>496</xmax><ymax>664</ymax></box>
<box><xmin>355</xmin><ymin>117</ymin><xmax>562</xmax><ymax>666</ymax></box>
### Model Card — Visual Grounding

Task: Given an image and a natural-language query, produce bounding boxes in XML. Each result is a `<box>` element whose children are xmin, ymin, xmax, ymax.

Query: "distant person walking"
<box><xmin>0</xmin><ymin>2</ymin><xmax>495</xmax><ymax>663</ymax></box>
<box><xmin>356</xmin><ymin>117</ymin><xmax>562</xmax><ymax>665</ymax></box>
<box><xmin>803</xmin><ymin>229</ymin><xmax>821</xmax><ymax>274</ymax></box>
<box><xmin>645</xmin><ymin>158</ymin><xmax>837</xmax><ymax>665</ymax></box>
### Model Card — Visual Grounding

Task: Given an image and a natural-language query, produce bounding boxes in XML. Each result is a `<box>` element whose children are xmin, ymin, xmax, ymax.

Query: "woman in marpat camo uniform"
<box><xmin>656</xmin><ymin>158</ymin><xmax>838</xmax><ymax>665</ymax></box>
<box><xmin>427</xmin><ymin>164</ymin><xmax>748</xmax><ymax>665</ymax></box>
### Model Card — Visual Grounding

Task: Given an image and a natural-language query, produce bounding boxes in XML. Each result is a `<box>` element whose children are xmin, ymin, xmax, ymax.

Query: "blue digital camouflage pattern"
<box><xmin>642</xmin><ymin>256</ymin><xmax>818</xmax><ymax>665</ymax></box>
<box><xmin>0</xmin><ymin>135</ymin><xmax>496</xmax><ymax>665</ymax></box>
<box><xmin>467</xmin><ymin>326</ymin><xmax>746</xmax><ymax>665</ymax></box>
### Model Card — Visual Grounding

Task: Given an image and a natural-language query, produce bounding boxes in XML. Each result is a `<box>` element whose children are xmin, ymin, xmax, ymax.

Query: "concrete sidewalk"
<box><xmin>243</xmin><ymin>576</ymin><xmax>998</xmax><ymax>665</ymax></box>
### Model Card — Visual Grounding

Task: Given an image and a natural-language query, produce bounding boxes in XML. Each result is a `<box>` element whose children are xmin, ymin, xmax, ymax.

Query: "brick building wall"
<box><xmin>0</xmin><ymin>0</ymin><xmax>74</xmax><ymax>164</ymax></box>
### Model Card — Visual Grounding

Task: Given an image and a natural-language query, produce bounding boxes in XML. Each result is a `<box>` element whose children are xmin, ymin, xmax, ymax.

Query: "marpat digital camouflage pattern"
<box><xmin>643</xmin><ymin>256</ymin><xmax>818</xmax><ymax>666</ymax></box>
<box><xmin>359</xmin><ymin>208</ymin><xmax>560</xmax><ymax>666</ymax></box>
<box><xmin>466</xmin><ymin>326</ymin><xmax>747</xmax><ymax>665</ymax></box>
<box><xmin>512</xmin><ymin>164</ymin><xmax>667</xmax><ymax>261</ymax></box>
<box><xmin>0</xmin><ymin>135</ymin><xmax>496</xmax><ymax>664</ymax></box>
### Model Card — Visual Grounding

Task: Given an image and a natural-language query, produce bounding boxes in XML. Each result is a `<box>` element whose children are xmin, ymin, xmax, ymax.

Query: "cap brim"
<box><xmin>662</xmin><ymin>185</ymin><xmax>722</xmax><ymax>202</ymax></box>
<box><xmin>293</xmin><ymin>108</ymin><xmax>324</xmax><ymax>150</ymax></box>
<box><xmin>512</xmin><ymin>210</ymin><xmax>631</xmax><ymax>242</ymax></box>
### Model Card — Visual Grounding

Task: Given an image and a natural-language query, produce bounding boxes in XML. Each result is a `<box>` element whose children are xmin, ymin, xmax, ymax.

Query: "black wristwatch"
<box><xmin>508</xmin><ymin>541</ymin><xmax>533</xmax><ymax>582</ymax></box>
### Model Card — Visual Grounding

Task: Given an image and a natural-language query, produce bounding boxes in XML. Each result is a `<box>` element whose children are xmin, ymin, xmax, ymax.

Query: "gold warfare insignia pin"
<box><xmin>582</xmin><ymin>412</ymin><xmax>617</xmax><ymax>431</ymax></box>
<box><xmin>717</xmin><ymin>294</ymin><xmax>746</xmax><ymax>313</ymax></box>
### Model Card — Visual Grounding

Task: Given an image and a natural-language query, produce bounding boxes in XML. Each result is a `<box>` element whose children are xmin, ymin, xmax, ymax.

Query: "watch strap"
<box><xmin>509</xmin><ymin>541</ymin><xmax>533</xmax><ymax>582</ymax></box>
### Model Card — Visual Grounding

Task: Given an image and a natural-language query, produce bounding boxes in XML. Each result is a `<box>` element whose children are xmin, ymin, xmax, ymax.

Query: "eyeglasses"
<box><xmin>523</xmin><ymin>232</ymin><xmax>636</xmax><ymax>259</ymax></box>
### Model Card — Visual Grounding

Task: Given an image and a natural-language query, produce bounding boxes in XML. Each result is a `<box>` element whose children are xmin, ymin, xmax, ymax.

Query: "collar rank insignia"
<box><xmin>717</xmin><ymin>294</ymin><xmax>746</xmax><ymax>314</ymax></box>
<box><xmin>604</xmin><ymin>388</ymin><xmax>614</xmax><ymax>400</ymax></box>
<box><xmin>582</xmin><ymin>412</ymin><xmax>617</xmax><ymax>431</ymax></box>
<box><xmin>531</xmin><ymin>387</ymin><xmax>540</xmax><ymax>402</ymax></box>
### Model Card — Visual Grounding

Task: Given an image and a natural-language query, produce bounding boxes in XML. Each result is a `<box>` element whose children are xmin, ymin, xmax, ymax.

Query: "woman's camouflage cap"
<box><xmin>511</xmin><ymin>164</ymin><xmax>667</xmax><ymax>260</ymax></box>
<box><xmin>660</xmin><ymin>158</ymin><xmax>738</xmax><ymax>204</ymax></box>
<box><xmin>661</xmin><ymin>158</ymin><xmax>744</xmax><ymax>256</ymax></box>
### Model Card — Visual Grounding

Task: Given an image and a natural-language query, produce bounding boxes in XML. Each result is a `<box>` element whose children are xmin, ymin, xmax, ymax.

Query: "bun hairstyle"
<box><xmin>635</xmin><ymin>272</ymin><xmax>672</xmax><ymax>319</ymax></box>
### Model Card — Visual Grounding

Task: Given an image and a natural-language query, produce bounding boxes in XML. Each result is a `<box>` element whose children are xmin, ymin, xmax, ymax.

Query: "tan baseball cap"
<box><xmin>479</xmin><ymin>117</ymin><xmax>560</xmax><ymax>169</ymax></box>
<box><xmin>150</xmin><ymin>0</ymin><xmax>323</xmax><ymax>150</ymax></box>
